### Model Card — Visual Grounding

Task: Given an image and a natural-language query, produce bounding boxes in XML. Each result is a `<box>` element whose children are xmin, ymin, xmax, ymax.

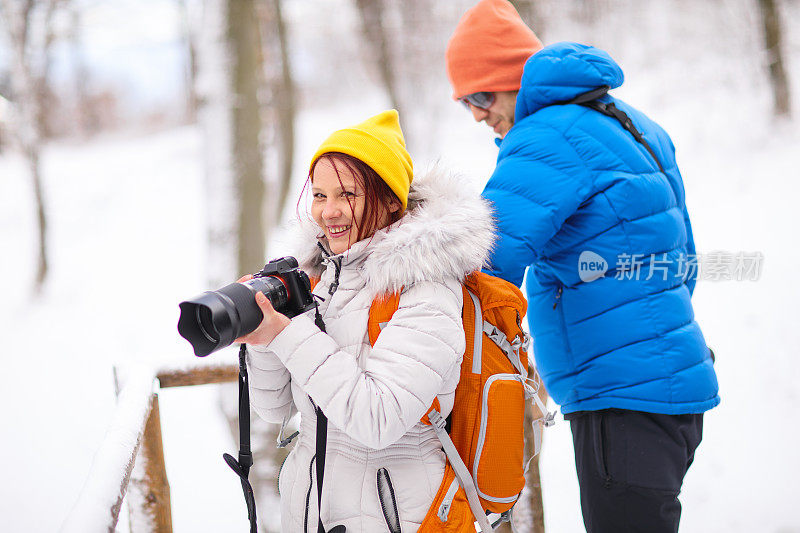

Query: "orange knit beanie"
<box><xmin>446</xmin><ymin>0</ymin><xmax>543</xmax><ymax>100</ymax></box>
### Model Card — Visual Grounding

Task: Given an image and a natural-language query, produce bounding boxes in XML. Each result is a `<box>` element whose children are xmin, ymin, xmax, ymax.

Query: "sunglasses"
<box><xmin>459</xmin><ymin>91</ymin><xmax>495</xmax><ymax>111</ymax></box>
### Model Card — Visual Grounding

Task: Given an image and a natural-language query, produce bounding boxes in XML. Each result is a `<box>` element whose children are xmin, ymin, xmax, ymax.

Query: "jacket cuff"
<box><xmin>268</xmin><ymin>313</ymin><xmax>344</xmax><ymax>392</ymax></box>
<box><xmin>268</xmin><ymin>313</ymin><xmax>323</xmax><ymax>364</ymax></box>
<box><xmin>246</xmin><ymin>342</ymin><xmax>274</xmax><ymax>354</ymax></box>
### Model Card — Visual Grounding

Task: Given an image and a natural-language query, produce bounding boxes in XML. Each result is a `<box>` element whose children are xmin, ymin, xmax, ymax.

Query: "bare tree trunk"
<box><xmin>576</xmin><ymin>0</ymin><xmax>602</xmax><ymax>24</ymax></box>
<box><xmin>33</xmin><ymin>0</ymin><xmax>61</xmax><ymax>289</ymax></box>
<box><xmin>68</xmin><ymin>6</ymin><xmax>92</xmax><ymax>137</ymax></box>
<box><xmin>222</xmin><ymin>2</ymin><xmax>284</xmax><ymax>529</ymax></box>
<box><xmin>224</xmin><ymin>3</ymin><xmax>298</xmax><ymax>529</ymax></box>
<box><xmin>28</xmin><ymin>147</ymin><xmax>48</xmax><ymax>289</ymax></box>
<box><xmin>757</xmin><ymin>0</ymin><xmax>791</xmax><ymax>116</ymax></box>
<box><xmin>395</xmin><ymin>0</ymin><xmax>436</xmax><ymax>155</ymax></box>
<box><xmin>0</xmin><ymin>0</ymin><xmax>62</xmax><ymax>294</ymax></box>
<box><xmin>178</xmin><ymin>0</ymin><xmax>199</xmax><ymax>123</ymax></box>
<box><xmin>227</xmin><ymin>0</ymin><xmax>266</xmax><ymax>276</ymax></box>
<box><xmin>254</xmin><ymin>0</ymin><xmax>296</xmax><ymax>234</ymax></box>
<box><xmin>354</xmin><ymin>0</ymin><xmax>406</xmax><ymax>128</ymax></box>
<box><xmin>37</xmin><ymin>0</ymin><xmax>59</xmax><ymax>138</ymax></box>
<box><xmin>270</xmin><ymin>0</ymin><xmax>295</xmax><ymax>224</ymax></box>
<box><xmin>509</xmin><ymin>0</ymin><xmax>545</xmax><ymax>38</ymax></box>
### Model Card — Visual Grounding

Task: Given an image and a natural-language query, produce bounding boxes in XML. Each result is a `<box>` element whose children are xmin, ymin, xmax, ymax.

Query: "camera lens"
<box><xmin>178</xmin><ymin>275</ymin><xmax>291</xmax><ymax>357</ymax></box>
<box><xmin>196</xmin><ymin>305</ymin><xmax>219</xmax><ymax>343</ymax></box>
<box><xmin>246</xmin><ymin>276</ymin><xmax>289</xmax><ymax>309</ymax></box>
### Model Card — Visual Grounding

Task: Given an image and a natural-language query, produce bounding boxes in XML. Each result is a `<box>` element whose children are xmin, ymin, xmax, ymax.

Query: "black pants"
<box><xmin>567</xmin><ymin>409</ymin><xmax>703</xmax><ymax>533</ymax></box>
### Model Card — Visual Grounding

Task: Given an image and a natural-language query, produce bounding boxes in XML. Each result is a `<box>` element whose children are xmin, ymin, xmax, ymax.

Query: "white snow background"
<box><xmin>1</xmin><ymin>1</ymin><xmax>799</xmax><ymax>532</ymax></box>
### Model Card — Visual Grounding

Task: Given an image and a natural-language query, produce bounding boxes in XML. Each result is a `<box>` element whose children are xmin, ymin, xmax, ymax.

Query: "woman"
<box><xmin>237</xmin><ymin>110</ymin><xmax>494</xmax><ymax>532</ymax></box>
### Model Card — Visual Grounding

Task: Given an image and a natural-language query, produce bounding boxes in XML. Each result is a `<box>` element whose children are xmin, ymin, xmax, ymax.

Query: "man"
<box><xmin>445</xmin><ymin>1</ymin><xmax>720</xmax><ymax>532</ymax></box>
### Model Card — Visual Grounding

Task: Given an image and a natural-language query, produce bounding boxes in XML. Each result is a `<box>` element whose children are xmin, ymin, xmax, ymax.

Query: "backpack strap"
<box><xmin>482</xmin><ymin>322</ymin><xmax>529</xmax><ymax>377</ymax></box>
<box><xmin>419</xmin><ymin>398</ymin><xmax>442</xmax><ymax>426</ymax></box>
<box><xmin>427</xmin><ymin>409</ymin><xmax>494</xmax><ymax>533</ymax></box>
<box><xmin>367</xmin><ymin>291</ymin><xmax>402</xmax><ymax>346</ymax></box>
<box><xmin>367</xmin><ymin>291</ymin><xmax>450</xmax><ymax>425</ymax></box>
<box><xmin>560</xmin><ymin>84</ymin><xmax>611</xmax><ymax>105</ymax></box>
<box><xmin>464</xmin><ymin>289</ymin><xmax>484</xmax><ymax>374</ymax></box>
<box><xmin>556</xmin><ymin>85</ymin><xmax>666</xmax><ymax>173</ymax></box>
<box><xmin>524</xmin><ymin>377</ymin><xmax>556</xmax><ymax>463</ymax></box>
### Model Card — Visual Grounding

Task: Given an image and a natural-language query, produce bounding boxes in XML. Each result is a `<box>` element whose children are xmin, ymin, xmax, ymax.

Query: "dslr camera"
<box><xmin>178</xmin><ymin>256</ymin><xmax>316</xmax><ymax>357</ymax></box>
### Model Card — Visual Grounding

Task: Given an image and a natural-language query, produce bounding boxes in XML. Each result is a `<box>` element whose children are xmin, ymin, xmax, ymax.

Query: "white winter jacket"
<box><xmin>246</xmin><ymin>170</ymin><xmax>495</xmax><ymax>532</ymax></box>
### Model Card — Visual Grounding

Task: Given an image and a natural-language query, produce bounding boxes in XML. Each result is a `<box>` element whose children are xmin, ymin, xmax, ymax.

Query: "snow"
<box><xmin>1</xmin><ymin>1</ymin><xmax>800</xmax><ymax>532</ymax></box>
<box><xmin>12</xmin><ymin>133</ymin><xmax>262</xmax><ymax>532</ymax></box>
<box><xmin>60</xmin><ymin>366</ymin><xmax>155</xmax><ymax>533</ymax></box>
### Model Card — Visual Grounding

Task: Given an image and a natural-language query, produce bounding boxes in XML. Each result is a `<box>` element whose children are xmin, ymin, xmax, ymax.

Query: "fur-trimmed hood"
<box><xmin>295</xmin><ymin>168</ymin><xmax>496</xmax><ymax>295</ymax></box>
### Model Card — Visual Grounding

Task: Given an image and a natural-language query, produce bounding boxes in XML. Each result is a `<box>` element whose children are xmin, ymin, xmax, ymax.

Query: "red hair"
<box><xmin>305</xmin><ymin>152</ymin><xmax>403</xmax><ymax>242</ymax></box>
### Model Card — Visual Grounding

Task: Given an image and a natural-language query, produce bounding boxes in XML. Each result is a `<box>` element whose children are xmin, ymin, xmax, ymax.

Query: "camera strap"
<box><xmin>312</xmin><ymin>309</ymin><xmax>346</xmax><ymax>533</ymax></box>
<box><xmin>223</xmin><ymin>344</ymin><xmax>258</xmax><ymax>533</ymax></box>
<box><xmin>223</xmin><ymin>301</ymin><xmax>339</xmax><ymax>532</ymax></box>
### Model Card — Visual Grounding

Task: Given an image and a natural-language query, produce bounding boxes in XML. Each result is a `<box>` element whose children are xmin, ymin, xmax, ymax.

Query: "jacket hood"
<box><xmin>293</xmin><ymin>167</ymin><xmax>496</xmax><ymax>295</ymax></box>
<box><xmin>515</xmin><ymin>42</ymin><xmax>624</xmax><ymax>119</ymax></box>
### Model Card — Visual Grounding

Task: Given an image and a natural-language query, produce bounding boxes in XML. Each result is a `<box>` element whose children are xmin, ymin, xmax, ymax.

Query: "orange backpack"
<box><xmin>366</xmin><ymin>271</ymin><xmax>554</xmax><ymax>532</ymax></box>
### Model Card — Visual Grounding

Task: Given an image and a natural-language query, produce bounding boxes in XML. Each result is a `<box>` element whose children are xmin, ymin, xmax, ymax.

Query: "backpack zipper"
<box><xmin>472</xmin><ymin>373</ymin><xmax>526</xmax><ymax>504</ymax></box>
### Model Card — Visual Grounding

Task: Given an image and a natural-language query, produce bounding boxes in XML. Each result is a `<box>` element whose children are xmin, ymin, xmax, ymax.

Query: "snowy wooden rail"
<box><xmin>60</xmin><ymin>362</ymin><xmax>548</xmax><ymax>533</ymax></box>
<box><xmin>60</xmin><ymin>364</ymin><xmax>238</xmax><ymax>533</ymax></box>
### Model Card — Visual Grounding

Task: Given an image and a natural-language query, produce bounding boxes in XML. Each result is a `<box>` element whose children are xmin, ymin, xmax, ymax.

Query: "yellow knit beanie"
<box><xmin>309</xmin><ymin>109</ymin><xmax>414</xmax><ymax>209</ymax></box>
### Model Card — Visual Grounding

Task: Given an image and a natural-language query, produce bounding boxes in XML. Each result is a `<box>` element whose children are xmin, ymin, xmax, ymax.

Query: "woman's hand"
<box><xmin>234</xmin><ymin>274</ymin><xmax>291</xmax><ymax>346</ymax></box>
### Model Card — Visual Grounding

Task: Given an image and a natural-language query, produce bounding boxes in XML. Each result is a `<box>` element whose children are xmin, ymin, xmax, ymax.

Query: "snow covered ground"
<box><xmin>2</xmin><ymin>2</ymin><xmax>800</xmax><ymax>532</ymax></box>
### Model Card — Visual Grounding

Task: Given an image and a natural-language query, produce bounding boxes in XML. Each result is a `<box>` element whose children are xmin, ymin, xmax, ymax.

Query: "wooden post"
<box><xmin>127</xmin><ymin>394</ymin><xmax>173</xmax><ymax>533</ymax></box>
<box><xmin>525</xmin><ymin>384</ymin><xmax>549</xmax><ymax>533</ymax></box>
<box><xmin>157</xmin><ymin>365</ymin><xmax>238</xmax><ymax>388</ymax></box>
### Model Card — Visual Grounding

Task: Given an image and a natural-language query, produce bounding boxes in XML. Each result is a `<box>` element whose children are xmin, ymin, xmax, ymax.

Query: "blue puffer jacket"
<box><xmin>483</xmin><ymin>42</ymin><xmax>719</xmax><ymax>415</ymax></box>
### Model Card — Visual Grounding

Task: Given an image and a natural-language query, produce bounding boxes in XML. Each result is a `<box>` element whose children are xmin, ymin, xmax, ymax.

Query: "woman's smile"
<box><xmin>327</xmin><ymin>224</ymin><xmax>351</xmax><ymax>238</ymax></box>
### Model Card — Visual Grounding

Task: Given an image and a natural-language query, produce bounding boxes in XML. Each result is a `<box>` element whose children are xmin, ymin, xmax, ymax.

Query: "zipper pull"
<box><xmin>437</xmin><ymin>477</ymin><xmax>460</xmax><ymax>522</ymax></box>
<box><xmin>328</xmin><ymin>257</ymin><xmax>342</xmax><ymax>295</ymax></box>
<box><xmin>553</xmin><ymin>286</ymin><xmax>563</xmax><ymax>309</ymax></box>
<box><xmin>377</xmin><ymin>468</ymin><xmax>401</xmax><ymax>533</ymax></box>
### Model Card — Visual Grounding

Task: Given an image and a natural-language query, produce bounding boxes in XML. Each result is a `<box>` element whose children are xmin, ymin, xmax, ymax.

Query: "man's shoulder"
<box><xmin>497</xmin><ymin>107</ymin><xmax>586</xmax><ymax>164</ymax></box>
<box><xmin>504</xmin><ymin>99</ymin><xmax>674</xmax><ymax>165</ymax></box>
